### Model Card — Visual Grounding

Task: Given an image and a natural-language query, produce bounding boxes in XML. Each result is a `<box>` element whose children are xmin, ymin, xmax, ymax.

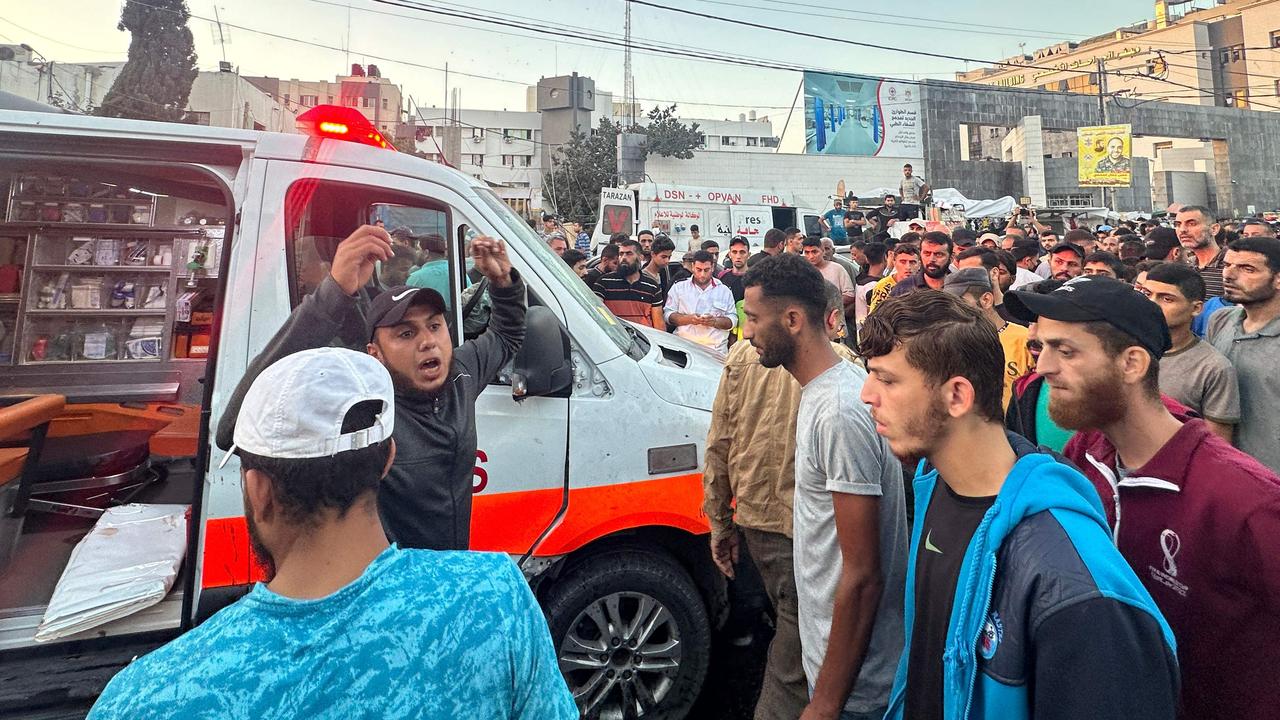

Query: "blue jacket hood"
<box><xmin>915</xmin><ymin>431</ymin><xmax>1111</xmax><ymax>549</ymax></box>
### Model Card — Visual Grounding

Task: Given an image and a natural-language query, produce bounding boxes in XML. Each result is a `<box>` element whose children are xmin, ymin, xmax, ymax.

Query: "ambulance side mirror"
<box><xmin>511</xmin><ymin>306</ymin><xmax>572</xmax><ymax>400</ymax></box>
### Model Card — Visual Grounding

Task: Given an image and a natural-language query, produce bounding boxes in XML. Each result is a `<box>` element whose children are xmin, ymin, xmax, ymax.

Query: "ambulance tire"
<box><xmin>544</xmin><ymin>550</ymin><xmax>711</xmax><ymax>720</ymax></box>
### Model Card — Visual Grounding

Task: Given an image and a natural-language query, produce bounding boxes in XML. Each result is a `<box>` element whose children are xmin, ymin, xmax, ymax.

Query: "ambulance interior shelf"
<box><xmin>0</xmin><ymin>171</ymin><xmax>225</xmax><ymax>369</ymax></box>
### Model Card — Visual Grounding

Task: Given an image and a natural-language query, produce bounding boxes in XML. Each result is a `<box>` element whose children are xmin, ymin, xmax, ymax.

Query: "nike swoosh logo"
<box><xmin>391</xmin><ymin>289</ymin><xmax>418</xmax><ymax>301</ymax></box>
<box><xmin>924</xmin><ymin>530</ymin><xmax>942</xmax><ymax>555</ymax></box>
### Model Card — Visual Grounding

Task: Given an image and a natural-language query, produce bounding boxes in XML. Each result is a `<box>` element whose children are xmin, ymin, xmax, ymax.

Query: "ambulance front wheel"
<box><xmin>544</xmin><ymin>549</ymin><xmax>711</xmax><ymax>720</ymax></box>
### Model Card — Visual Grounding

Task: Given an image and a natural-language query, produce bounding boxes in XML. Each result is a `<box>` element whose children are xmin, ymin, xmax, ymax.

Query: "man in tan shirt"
<box><xmin>703</xmin><ymin>282</ymin><xmax>856</xmax><ymax>720</ymax></box>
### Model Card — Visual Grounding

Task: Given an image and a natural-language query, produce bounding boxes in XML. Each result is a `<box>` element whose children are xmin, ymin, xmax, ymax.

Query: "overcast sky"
<box><xmin>4</xmin><ymin>0</ymin><xmax>1152</xmax><ymax>127</ymax></box>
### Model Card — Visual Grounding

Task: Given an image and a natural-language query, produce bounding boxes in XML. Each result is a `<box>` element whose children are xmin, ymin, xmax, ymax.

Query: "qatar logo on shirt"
<box><xmin>1160</xmin><ymin>529</ymin><xmax>1181</xmax><ymax>577</ymax></box>
<box><xmin>979</xmin><ymin>610</ymin><xmax>1004</xmax><ymax>660</ymax></box>
<box><xmin>1148</xmin><ymin>528</ymin><xmax>1189</xmax><ymax>598</ymax></box>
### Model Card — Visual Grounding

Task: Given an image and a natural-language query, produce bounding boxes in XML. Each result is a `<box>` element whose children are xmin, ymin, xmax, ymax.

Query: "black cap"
<box><xmin>1142</xmin><ymin>234</ymin><xmax>1180</xmax><ymax>260</ymax></box>
<box><xmin>1048</xmin><ymin>242</ymin><xmax>1085</xmax><ymax>259</ymax></box>
<box><xmin>366</xmin><ymin>285</ymin><xmax>447</xmax><ymax>341</ymax></box>
<box><xmin>1005</xmin><ymin>276</ymin><xmax>1172</xmax><ymax>358</ymax></box>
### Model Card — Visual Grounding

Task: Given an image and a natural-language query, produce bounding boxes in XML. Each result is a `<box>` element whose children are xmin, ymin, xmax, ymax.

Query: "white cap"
<box><xmin>218</xmin><ymin>347</ymin><xmax>395</xmax><ymax>469</ymax></box>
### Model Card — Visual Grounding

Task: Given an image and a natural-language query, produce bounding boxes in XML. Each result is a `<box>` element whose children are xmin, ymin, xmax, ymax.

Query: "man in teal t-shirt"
<box><xmin>88</xmin><ymin>348</ymin><xmax>576</xmax><ymax>720</ymax></box>
<box><xmin>822</xmin><ymin>199</ymin><xmax>848</xmax><ymax>242</ymax></box>
<box><xmin>405</xmin><ymin>232</ymin><xmax>453</xmax><ymax>312</ymax></box>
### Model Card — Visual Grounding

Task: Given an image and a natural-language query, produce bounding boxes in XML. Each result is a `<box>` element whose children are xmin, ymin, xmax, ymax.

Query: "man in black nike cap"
<box><xmin>218</xmin><ymin>225</ymin><xmax>526</xmax><ymax>551</ymax></box>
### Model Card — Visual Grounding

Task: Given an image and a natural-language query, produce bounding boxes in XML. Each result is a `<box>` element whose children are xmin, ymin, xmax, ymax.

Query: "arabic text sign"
<box><xmin>1077</xmin><ymin>124</ymin><xmax>1132</xmax><ymax>188</ymax></box>
<box><xmin>803</xmin><ymin>72</ymin><xmax>922</xmax><ymax>158</ymax></box>
<box><xmin>652</xmin><ymin>207</ymin><xmax>702</xmax><ymax>238</ymax></box>
<box><xmin>730</xmin><ymin>208</ymin><xmax>769</xmax><ymax>238</ymax></box>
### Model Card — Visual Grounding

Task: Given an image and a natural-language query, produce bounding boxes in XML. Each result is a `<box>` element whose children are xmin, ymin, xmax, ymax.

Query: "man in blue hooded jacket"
<box><xmin>857</xmin><ymin>291</ymin><xmax>1179</xmax><ymax>720</ymax></box>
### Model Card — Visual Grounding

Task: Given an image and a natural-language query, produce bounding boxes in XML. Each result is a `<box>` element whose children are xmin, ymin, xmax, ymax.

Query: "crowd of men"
<box><xmin>686</xmin><ymin>200</ymin><xmax>1280</xmax><ymax>720</ymax></box>
<box><xmin>82</xmin><ymin>191</ymin><xmax>1279</xmax><ymax>720</ymax></box>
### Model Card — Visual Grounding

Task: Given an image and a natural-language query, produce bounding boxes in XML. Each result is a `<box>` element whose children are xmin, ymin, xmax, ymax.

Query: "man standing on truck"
<box><xmin>742</xmin><ymin>253</ymin><xmax>908</xmax><ymax>720</ymax></box>
<box><xmin>95</xmin><ymin>348</ymin><xmax>576</xmax><ymax>719</ymax></box>
<box><xmin>898</xmin><ymin>164</ymin><xmax>930</xmax><ymax>221</ymax></box>
<box><xmin>822</xmin><ymin>198</ymin><xmax>848</xmax><ymax>243</ymax></box>
<box><xmin>216</xmin><ymin>224</ymin><xmax>526</xmax><ymax>552</ymax></box>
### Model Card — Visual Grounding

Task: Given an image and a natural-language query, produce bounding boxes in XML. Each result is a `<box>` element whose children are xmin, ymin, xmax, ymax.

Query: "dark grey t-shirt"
<box><xmin>1157</xmin><ymin>338</ymin><xmax>1240</xmax><ymax>424</ymax></box>
<box><xmin>794</xmin><ymin>360</ymin><xmax>908</xmax><ymax>713</ymax></box>
<box><xmin>1208</xmin><ymin>307</ymin><xmax>1280</xmax><ymax>473</ymax></box>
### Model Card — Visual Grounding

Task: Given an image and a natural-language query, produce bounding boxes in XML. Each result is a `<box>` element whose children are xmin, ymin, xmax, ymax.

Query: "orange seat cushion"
<box><xmin>0</xmin><ymin>447</ymin><xmax>29</xmax><ymax>486</ymax></box>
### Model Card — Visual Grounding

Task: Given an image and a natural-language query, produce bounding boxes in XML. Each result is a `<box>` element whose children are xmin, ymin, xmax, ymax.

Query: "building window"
<box><xmin>188</xmin><ymin>111</ymin><xmax>211</xmax><ymax>126</ymax></box>
<box><xmin>283</xmin><ymin>93</ymin><xmax>290</xmax><ymax>105</ymax></box>
<box><xmin>300</xmin><ymin>94</ymin><xmax>318</xmax><ymax>106</ymax></box>
<box><xmin>1066</xmin><ymin>73</ymin><xmax>1099</xmax><ymax>94</ymax></box>
<box><xmin>1275</xmin><ymin>79</ymin><xmax>1280</xmax><ymax>97</ymax></box>
<box><xmin>1047</xmin><ymin>193</ymin><xmax>1095</xmax><ymax>208</ymax></box>
<box><xmin>1219</xmin><ymin>44</ymin><xmax>1244</xmax><ymax>65</ymax></box>
<box><xmin>1272</xmin><ymin>30</ymin><xmax>1280</xmax><ymax>48</ymax></box>
<box><xmin>746</xmin><ymin>137</ymin><xmax>758</xmax><ymax>146</ymax></box>
<box><xmin>362</xmin><ymin>97</ymin><xmax>375</xmax><ymax>108</ymax></box>
<box><xmin>344</xmin><ymin>96</ymin><xmax>358</xmax><ymax>107</ymax></box>
<box><xmin>504</xmin><ymin>128</ymin><xmax>532</xmax><ymax>140</ymax></box>
<box><xmin>327</xmin><ymin>95</ymin><xmax>334</xmax><ymax>104</ymax></box>
<box><xmin>382</xmin><ymin>98</ymin><xmax>389</xmax><ymax>110</ymax></box>
<box><xmin>502</xmin><ymin>154</ymin><xmax>514</xmax><ymax>166</ymax></box>
<box><xmin>465</xmin><ymin>154</ymin><xmax>484</xmax><ymax>166</ymax></box>
<box><xmin>1228</xmin><ymin>88</ymin><xmax>1250</xmax><ymax>108</ymax></box>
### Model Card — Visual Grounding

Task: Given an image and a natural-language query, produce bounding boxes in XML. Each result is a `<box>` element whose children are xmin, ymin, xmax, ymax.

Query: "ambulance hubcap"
<box><xmin>558</xmin><ymin>591</ymin><xmax>682</xmax><ymax>719</ymax></box>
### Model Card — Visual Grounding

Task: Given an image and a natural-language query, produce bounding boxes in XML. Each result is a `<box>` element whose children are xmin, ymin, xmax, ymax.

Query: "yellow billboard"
<box><xmin>1078</xmin><ymin>124</ymin><xmax>1132</xmax><ymax>187</ymax></box>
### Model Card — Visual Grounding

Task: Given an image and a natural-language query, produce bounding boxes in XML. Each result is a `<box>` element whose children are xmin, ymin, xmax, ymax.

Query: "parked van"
<box><xmin>592</xmin><ymin>182</ymin><xmax>823</xmax><ymax>252</ymax></box>
<box><xmin>0</xmin><ymin>106</ymin><xmax>725</xmax><ymax>719</ymax></box>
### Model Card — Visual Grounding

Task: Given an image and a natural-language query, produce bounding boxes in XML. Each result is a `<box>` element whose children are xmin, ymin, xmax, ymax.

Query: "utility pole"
<box><xmin>1097</xmin><ymin>57</ymin><xmax>1113</xmax><ymax>212</ymax></box>
<box><xmin>624</xmin><ymin>0</ymin><xmax>635</xmax><ymax>127</ymax></box>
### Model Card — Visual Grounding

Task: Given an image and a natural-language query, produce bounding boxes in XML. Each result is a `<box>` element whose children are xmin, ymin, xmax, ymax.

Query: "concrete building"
<box><xmin>188</xmin><ymin>70</ymin><xmax>299</xmax><ymax>133</ymax></box>
<box><xmin>0</xmin><ymin>45</ymin><xmax>121</xmax><ymax>112</ymax></box>
<box><xmin>918</xmin><ymin>78</ymin><xmax>1280</xmax><ymax>216</ymax></box>
<box><xmin>691</xmin><ymin>114</ymin><xmax>779</xmax><ymax>153</ymax></box>
<box><xmin>245</xmin><ymin>64</ymin><xmax>403</xmax><ymax>136</ymax></box>
<box><xmin>404</xmin><ymin>108</ymin><xmax>543</xmax><ymax>217</ymax></box>
<box><xmin>0</xmin><ymin>45</ymin><xmax>297</xmax><ymax>133</ymax></box>
<box><xmin>957</xmin><ymin>0</ymin><xmax>1280</xmax><ymax>192</ymax></box>
<box><xmin>957</xmin><ymin>0</ymin><xmax>1280</xmax><ymax>110</ymax></box>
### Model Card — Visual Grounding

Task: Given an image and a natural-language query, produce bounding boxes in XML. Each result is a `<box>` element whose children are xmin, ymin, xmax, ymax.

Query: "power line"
<box><xmin>742</xmin><ymin>0</ymin><xmax>1104</xmax><ymax>38</ymax></box>
<box><xmin>687</xmin><ymin>0</ymin><xmax>1094</xmax><ymax>42</ymax></box>
<box><xmin>0</xmin><ymin>15</ymin><xmax>125</xmax><ymax>56</ymax></box>
<box><xmin>622</xmin><ymin>0</ymin><xmax>1280</xmax><ymax>111</ymax></box>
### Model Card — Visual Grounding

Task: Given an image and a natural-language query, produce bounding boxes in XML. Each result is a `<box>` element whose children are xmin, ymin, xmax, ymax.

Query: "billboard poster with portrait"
<box><xmin>1078</xmin><ymin>124</ymin><xmax>1132</xmax><ymax>187</ymax></box>
<box><xmin>803</xmin><ymin>72</ymin><xmax>923</xmax><ymax>158</ymax></box>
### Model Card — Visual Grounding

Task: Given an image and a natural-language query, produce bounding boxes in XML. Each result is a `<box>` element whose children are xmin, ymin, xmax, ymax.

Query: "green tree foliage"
<box><xmin>638</xmin><ymin>105</ymin><xmax>703</xmax><ymax>159</ymax></box>
<box><xmin>543</xmin><ymin>106</ymin><xmax>702</xmax><ymax>223</ymax></box>
<box><xmin>97</xmin><ymin>0</ymin><xmax>198</xmax><ymax>122</ymax></box>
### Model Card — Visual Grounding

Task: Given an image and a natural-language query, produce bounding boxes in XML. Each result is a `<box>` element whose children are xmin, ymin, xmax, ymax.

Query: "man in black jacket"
<box><xmin>216</xmin><ymin>224</ymin><xmax>525</xmax><ymax>551</ymax></box>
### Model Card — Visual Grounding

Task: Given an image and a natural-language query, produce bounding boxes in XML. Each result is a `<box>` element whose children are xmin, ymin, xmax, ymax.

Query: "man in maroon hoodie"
<box><xmin>1005</xmin><ymin>276</ymin><xmax>1280</xmax><ymax>720</ymax></box>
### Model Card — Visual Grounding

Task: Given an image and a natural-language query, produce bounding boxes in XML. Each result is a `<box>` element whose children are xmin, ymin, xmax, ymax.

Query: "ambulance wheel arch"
<box><xmin>537</xmin><ymin>527</ymin><xmax>725</xmax><ymax>719</ymax></box>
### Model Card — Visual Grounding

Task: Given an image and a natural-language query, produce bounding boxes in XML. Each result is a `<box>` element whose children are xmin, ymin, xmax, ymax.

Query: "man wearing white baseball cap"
<box><xmin>216</xmin><ymin>225</ymin><xmax>526</xmax><ymax>552</ymax></box>
<box><xmin>89</xmin><ymin>348</ymin><xmax>576</xmax><ymax>719</ymax></box>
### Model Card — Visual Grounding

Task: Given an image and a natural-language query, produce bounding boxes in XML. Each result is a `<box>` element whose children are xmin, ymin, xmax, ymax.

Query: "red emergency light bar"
<box><xmin>296</xmin><ymin>105</ymin><xmax>394</xmax><ymax>150</ymax></box>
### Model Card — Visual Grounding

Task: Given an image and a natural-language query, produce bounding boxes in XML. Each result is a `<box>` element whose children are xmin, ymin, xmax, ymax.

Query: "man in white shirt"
<box><xmin>1008</xmin><ymin>237</ymin><xmax>1045</xmax><ymax>290</ymax></box>
<box><xmin>665</xmin><ymin>250</ymin><xmax>737</xmax><ymax>355</ymax></box>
